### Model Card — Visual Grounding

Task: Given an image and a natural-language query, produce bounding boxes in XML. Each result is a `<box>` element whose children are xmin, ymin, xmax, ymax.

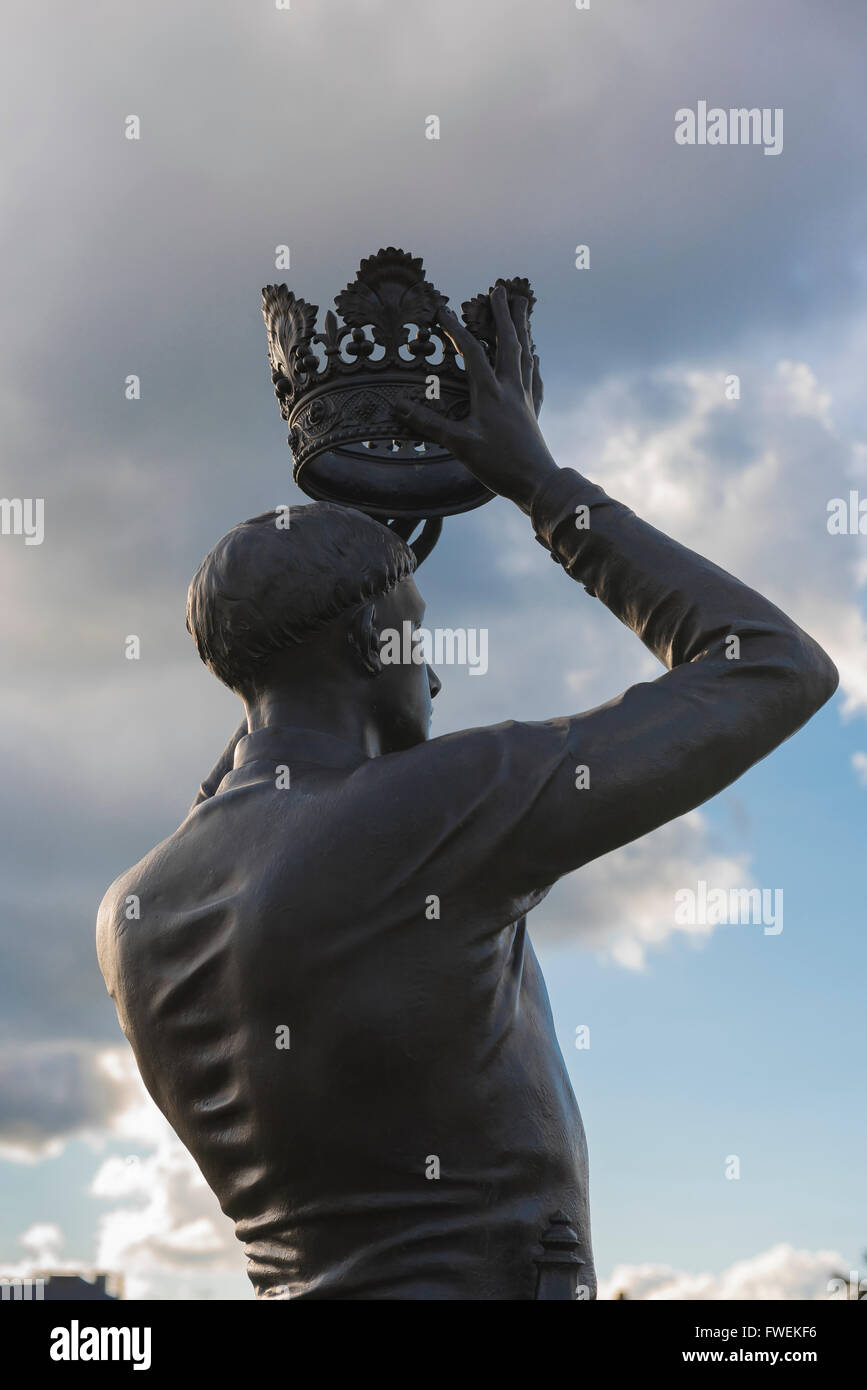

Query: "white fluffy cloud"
<box><xmin>537</xmin><ymin>811</ymin><xmax>749</xmax><ymax>969</ymax></box>
<box><xmin>0</xmin><ymin>1049</ymin><xmax>246</xmax><ymax>1298</ymax></box>
<box><xmin>0</xmin><ymin>1224</ymin><xmax>80</xmax><ymax>1281</ymax></box>
<box><xmin>88</xmin><ymin>1053</ymin><xmax>244</xmax><ymax>1299</ymax></box>
<box><xmin>599</xmin><ymin>1243</ymin><xmax>848</xmax><ymax>1301</ymax></box>
<box><xmin>545</xmin><ymin>360</ymin><xmax>867</xmax><ymax>716</ymax></box>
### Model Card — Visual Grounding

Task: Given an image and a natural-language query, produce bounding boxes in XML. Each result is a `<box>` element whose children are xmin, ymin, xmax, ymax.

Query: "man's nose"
<box><xmin>427</xmin><ymin>665</ymin><xmax>442</xmax><ymax>699</ymax></box>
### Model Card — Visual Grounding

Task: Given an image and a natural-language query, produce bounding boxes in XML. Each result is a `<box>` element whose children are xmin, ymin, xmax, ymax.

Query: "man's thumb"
<box><xmin>394</xmin><ymin>396</ymin><xmax>459</xmax><ymax>451</ymax></box>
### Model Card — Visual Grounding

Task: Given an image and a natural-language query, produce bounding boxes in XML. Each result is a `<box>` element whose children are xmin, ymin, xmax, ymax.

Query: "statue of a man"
<box><xmin>97</xmin><ymin>287</ymin><xmax>838</xmax><ymax>1299</ymax></box>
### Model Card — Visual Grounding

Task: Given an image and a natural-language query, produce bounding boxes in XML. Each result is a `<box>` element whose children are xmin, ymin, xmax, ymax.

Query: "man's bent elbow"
<box><xmin>779</xmin><ymin>632</ymin><xmax>839</xmax><ymax>722</ymax></box>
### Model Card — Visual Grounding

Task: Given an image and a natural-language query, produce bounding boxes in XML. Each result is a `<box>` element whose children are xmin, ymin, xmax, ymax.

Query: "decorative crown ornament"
<box><xmin>262</xmin><ymin>248</ymin><xmax>536</xmax><ymax>521</ymax></box>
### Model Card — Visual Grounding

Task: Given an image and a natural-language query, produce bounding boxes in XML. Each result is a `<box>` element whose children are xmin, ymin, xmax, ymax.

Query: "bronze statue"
<box><xmin>97</xmin><ymin>254</ymin><xmax>838</xmax><ymax>1300</ymax></box>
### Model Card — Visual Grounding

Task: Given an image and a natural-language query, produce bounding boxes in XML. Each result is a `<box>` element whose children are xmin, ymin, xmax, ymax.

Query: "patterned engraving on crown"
<box><xmin>288</xmin><ymin>383</ymin><xmax>464</xmax><ymax>467</ymax></box>
<box><xmin>303</xmin><ymin>396</ymin><xmax>335</xmax><ymax>434</ymax></box>
<box><xmin>351</xmin><ymin>390</ymin><xmax>385</xmax><ymax>424</ymax></box>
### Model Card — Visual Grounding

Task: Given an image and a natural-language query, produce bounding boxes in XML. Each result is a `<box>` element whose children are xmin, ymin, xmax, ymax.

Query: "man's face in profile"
<box><xmin>370</xmin><ymin>575</ymin><xmax>441</xmax><ymax>752</ymax></box>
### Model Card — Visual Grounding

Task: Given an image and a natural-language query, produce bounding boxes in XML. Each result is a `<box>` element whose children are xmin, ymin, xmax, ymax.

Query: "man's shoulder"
<box><xmin>362</xmin><ymin>720</ymin><xmax>524</xmax><ymax>775</ymax></box>
<box><xmin>348</xmin><ymin>718</ymin><xmax>569</xmax><ymax>803</ymax></box>
<box><xmin>95</xmin><ymin>820</ymin><xmax>202</xmax><ymax>974</ymax></box>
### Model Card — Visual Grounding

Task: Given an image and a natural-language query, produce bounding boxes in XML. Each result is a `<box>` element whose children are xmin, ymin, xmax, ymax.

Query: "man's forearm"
<box><xmin>436</xmin><ymin>462</ymin><xmax>843</xmax><ymax>889</ymax></box>
<box><xmin>529</xmin><ymin>465</ymin><xmax>838</xmax><ymax>716</ymax></box>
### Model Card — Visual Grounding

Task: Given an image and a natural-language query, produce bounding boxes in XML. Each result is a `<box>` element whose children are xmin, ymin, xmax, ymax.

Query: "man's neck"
<box><xmin>244</xmin><ymin>692</ymin><xmax>385</xmax><ymax>759</ymax></box>
<box><xmin>233</xmin><ymin>723</ymin><xmax>370</xmax><ymax>774</ymax></box>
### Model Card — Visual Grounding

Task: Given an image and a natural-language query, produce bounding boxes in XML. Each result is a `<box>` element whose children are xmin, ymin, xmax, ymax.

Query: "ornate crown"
<box><xmin>262</xmin><ymin>248</ymin><xmax>536</xmax><ymax>520</ymax></box>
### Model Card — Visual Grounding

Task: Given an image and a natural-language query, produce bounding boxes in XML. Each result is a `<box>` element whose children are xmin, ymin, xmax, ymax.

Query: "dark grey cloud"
<box><xmin>0</xmin><ymin>1044</ymin><xmax>127</xmax><ymax>1157</ymax></box>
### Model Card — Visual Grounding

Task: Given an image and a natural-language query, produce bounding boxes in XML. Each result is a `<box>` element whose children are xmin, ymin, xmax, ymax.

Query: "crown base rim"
<box><xmin>294</xmin><ymin>449</ymin><xmax>494</xmax><ymax>520</ymax></box>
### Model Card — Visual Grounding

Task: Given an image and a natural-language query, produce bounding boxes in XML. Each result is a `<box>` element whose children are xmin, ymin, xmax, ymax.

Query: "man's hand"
<box><xmin>395</xmin><ymin>284</ymin><xmax>559</xmax><ymax>515</ymax></box>
<box><xmin>189</xmin><ymin>718</ymin><xmax>248</xmax><ymax>812</ymax></box>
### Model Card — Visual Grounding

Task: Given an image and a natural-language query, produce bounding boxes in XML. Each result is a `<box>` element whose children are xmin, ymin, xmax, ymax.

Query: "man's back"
<box><xmin>97</xmin><ymin>725</ymin><xmax>593</xmax><ymax>1300</ymax></box>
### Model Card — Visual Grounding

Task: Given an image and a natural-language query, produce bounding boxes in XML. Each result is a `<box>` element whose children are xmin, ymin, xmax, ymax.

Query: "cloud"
<box><xmin>543</xmin><ymin>359</ymin><xmax>867</xmax><ymax>716</ymax></box>
<box><xmin>0</xmin><ymin>1044</ymin><xmax>139</xmax><ymax>1163</ymax></box>
<box><xmin>852</xmin><ymin>751</ymin><xmax>867</xmax><ymax>786</ymax></box>
<box><xmin>18</xmin><ymin>1222</ymin><xmax>65</xmax><ymax>1266</ymax></box>
<box><xmin>0</xmin><ymin>1040</ymin><xmax>232</xmax><ymax>1278</ymax></box>
<box><xmin>599</xmin><ymin>1242</ymin><xmax>846</xmax><ymax>1300</ymax></box>
<box><xmin>0</xmin><ymin>1048</ymin><xmax>246</xmax><ymax>1297</ymax></box>
<box><xmin>536</xmin><ymin>812</ymin><xmax>749</xmax><ymax>969</ymax></box>
<box><xmin>0</xmin><ymin>1223</ymin><xmax>85</xmax><ymax>1282</ymax></box>
<box><xmin>88</xmin><ymin>1055</ymin><xmax>243</xmax><ymax>1299</ymax></box>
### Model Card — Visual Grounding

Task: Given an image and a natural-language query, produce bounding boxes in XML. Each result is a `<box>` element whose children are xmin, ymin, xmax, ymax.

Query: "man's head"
<box><xmin>186</xmin><ymin>503</ymin><xmax>441</xmax><ymax>751</ymax></box>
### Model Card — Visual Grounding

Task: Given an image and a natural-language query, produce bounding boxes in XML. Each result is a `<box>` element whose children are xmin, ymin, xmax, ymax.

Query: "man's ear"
<box><xmin>347</xmin><ymin>601</ymin><xmax>382</xmax><ymax>676</ymax></box>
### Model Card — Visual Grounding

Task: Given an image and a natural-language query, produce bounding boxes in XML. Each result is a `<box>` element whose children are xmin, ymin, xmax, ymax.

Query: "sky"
<box><xmin>0</xmin><ymin>0</ymin><xmax>864</xmax><ymax>1300</ymax></box>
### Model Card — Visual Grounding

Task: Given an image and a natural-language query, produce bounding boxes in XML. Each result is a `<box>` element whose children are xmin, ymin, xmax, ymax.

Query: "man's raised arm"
<box><xmin>392</xmin><ymin>285</ymin><xmax>838</xmax><ymax>898</ymax></box>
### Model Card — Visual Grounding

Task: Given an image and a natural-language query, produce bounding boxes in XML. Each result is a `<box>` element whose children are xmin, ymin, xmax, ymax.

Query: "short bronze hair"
<box><xmin>186</xmin><ymin>503</ymin><xmax>416</xmax><ymax>695</ymax></box>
